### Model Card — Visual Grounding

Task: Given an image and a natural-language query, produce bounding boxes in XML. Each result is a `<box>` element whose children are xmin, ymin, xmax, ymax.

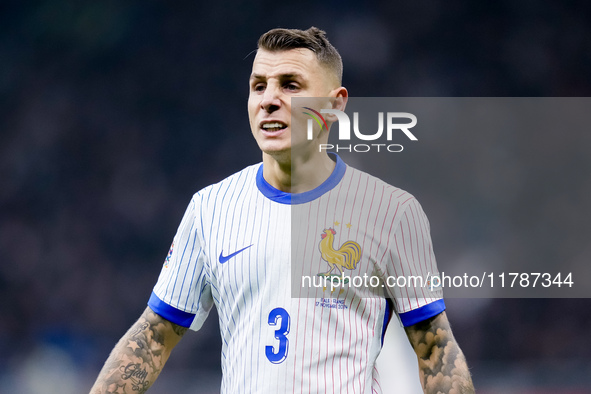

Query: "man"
<box><xmin>90</xmin><ymin>27</ymin><xmax>474</xmax><ymax>393</ymax></box>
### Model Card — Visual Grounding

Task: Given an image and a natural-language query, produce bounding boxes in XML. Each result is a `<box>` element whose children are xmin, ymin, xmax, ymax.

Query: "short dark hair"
<box><xmin>258</xmin><ymin>27</ymin><xmax>343</xmax><ymax>84</ymax></box>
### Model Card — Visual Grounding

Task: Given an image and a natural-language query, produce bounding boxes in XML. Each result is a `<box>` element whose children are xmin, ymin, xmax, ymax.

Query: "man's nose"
<box><xmin>260</xmin><ymin>85</ymin><xmax>281</xmax><ymax>112</ymax></box>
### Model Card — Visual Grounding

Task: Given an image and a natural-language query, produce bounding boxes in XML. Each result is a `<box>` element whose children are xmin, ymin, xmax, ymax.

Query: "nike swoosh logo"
<box><xmin>219</xmin><ymin>244</ymin><xmax>253</xmax><ymax>264</ymax></box>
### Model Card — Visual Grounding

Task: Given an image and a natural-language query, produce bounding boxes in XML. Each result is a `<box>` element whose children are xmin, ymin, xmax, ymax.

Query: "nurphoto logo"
<box><xmin>303</xmin><ymin>107</ymin><xmax>418</xmax><ymax>153</ymax></box>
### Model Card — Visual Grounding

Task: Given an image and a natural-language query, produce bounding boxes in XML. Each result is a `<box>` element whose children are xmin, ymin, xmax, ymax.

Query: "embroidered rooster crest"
<box><xmin>318</xmin><ymin>228</ymin><xmax>362</xmax><ymax>276</ymax></box>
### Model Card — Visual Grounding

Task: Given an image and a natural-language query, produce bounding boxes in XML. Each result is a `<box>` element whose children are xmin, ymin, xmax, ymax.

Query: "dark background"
<box><xmin>1</xmin><ymin>1</ymin><xmax>591</xmax><ymax>392</ymax></box>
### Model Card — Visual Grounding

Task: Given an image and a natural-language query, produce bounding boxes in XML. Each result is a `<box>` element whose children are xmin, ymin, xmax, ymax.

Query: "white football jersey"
<box><xmin>149</xmin><ymin>154</ymin><xmax>445</xmax><ymax>393</ymax></box>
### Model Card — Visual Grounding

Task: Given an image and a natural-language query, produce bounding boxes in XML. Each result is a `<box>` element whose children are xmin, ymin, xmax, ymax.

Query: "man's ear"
<box><xmin>324</xmin><ymin>87</ymin><xmax>348</xmax><ymax>122</ymax></box>
<box><xmin>333</xmin><ymin>87</ymin><xmax>348</xmax><ymax>111</ymax></box>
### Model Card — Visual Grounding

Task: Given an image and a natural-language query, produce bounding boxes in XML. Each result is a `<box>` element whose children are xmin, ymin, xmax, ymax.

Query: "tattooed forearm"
<box><xmin>405</xmin><ymin>311</ymin><xmax>475</xmax><ymax>394</ymax></box>
<box><xmin>172</xmin><ymin>324</ymin><xmax>189</xmax><ymax>337</ymax></box>
<box><xmin>90</xmin><ymin>306</ymin><xmax>187</xmax><ymax>394</ymax></box>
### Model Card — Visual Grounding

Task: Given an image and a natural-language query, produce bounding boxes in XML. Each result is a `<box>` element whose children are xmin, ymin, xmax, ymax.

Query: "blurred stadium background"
<box><xmin>1</xmin><ymin>1</ymin><xmax>591</xmax><ymax>393</ymax></box>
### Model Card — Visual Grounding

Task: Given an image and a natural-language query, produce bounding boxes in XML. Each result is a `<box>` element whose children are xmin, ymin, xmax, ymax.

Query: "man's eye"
<box><xmin>285</xmin><ymin>83</ymin><xmax>299</xmax><ymax>91</ymax></box>
<box><xmin>253</xmin><ymin>84</ymin><xmax>265</xmax><ymax>92</ymax></box>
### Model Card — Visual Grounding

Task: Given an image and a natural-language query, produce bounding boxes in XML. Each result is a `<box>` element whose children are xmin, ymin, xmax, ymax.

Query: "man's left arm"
<box><xmin>404</xmin><ymin>310</ymin><xmax>475</xmax><ymax>394</ymax></box>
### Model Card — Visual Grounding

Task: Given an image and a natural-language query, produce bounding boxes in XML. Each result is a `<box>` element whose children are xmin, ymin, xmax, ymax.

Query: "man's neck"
<box><xmin>262</xmin><ymin>152</ymin><xmax>336</xmax><ymax>194</ymax></box>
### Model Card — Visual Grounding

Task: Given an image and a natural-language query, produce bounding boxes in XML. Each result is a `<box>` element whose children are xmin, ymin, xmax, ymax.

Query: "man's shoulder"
<box><xmin>192</xmin><ymin>162</ymin><xmax>262</xmax><ymax>201</ymax></box>
<box><xmin>345</xmin><ymin>164</ymin><xmax>417</xmax><ymax>206</ymax></box>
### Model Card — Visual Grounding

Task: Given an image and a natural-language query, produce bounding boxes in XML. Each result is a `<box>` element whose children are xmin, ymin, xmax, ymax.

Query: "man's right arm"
<box><xmin>90</xmin><ymin>306</ymin><xmax>188</xmax><ymax>394</ymax></box>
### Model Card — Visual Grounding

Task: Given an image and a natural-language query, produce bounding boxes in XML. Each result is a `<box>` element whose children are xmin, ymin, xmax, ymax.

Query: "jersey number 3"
<box><xmin>266</xmin><ymin>307</ymin><xmax>290</xmax><ymax>364</ymax></box>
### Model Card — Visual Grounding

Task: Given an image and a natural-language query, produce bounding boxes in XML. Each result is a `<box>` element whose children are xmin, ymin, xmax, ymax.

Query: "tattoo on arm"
<box><xmin>90</xmin><ymin>307</ymin><xmax>188</xmax><ymax>393</ymax></box>
<box><xmin>405</xmin><ymin>311</ymin><xmax>475</xmax><ymax>394</ymax></box>
<box><xmin>172</xmin><ymin>324</ymin><xmax>189</xmax><ymax>337</ymax></box>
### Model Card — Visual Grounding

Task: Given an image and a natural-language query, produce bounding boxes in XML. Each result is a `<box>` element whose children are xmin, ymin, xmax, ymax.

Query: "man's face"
<box><xmin>248</xmin><ymin>48</ymin><xmax>340</xmax><ymax>160</ymax></box>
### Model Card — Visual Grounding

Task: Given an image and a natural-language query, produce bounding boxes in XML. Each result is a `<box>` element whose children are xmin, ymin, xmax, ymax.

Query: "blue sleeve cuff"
<box><xmin>148</xmin><ymin>292</ymin><xmax>196</xmax><ymax>328</ymax></box>
<box><xmin>398</xmin><ymin>299</ymin><xmax>446</xmax><ymax>327</ymax></box>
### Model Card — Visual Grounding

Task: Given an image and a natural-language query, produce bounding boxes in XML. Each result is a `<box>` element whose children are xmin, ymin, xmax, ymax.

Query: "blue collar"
<box><xmin>256</xmin><ymin>153</ymin><xmax>346</xmax><ymax>205</ymax></box>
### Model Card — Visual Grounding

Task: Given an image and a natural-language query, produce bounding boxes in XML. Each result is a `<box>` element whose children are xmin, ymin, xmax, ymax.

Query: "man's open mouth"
<box><xmin>261</xmin><ymin>122</ymin><xmax>287</xmax><ymax>132</ymax></box>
